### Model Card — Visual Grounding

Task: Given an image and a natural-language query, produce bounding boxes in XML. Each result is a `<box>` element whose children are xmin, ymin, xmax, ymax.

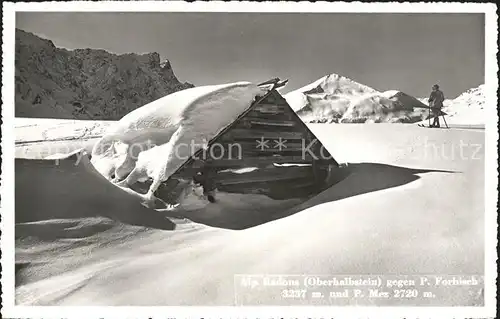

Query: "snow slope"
<box><xmin>15</xmin><ymin>118</ymin><xmax>113</xmax><ymax>159</ymax></box>
<box><xmin>442</xmin><ymin>85</ymin><xmax>485</xmax><ymax>125</ymax></box>
<box><xmin>285</xmin><ymin>74</ymin><xmax>428</xmax><ymax>123</ymax></box>
<box><xmin>15</xmin><ymin>123</ymin><xmax>485</xmax><ymax>306</ymax></box>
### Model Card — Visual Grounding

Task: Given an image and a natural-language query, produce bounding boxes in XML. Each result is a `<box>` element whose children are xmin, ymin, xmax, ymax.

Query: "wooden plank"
<box><xmin>248</xmin><ymin>109</ymin><xmax>286</xmax><ymax>116</ymax></box>
<box><xmin>205</xmin><ymin>155</ymin><xmax>314</xmax><ymax>167</ymax></box>
<box><xmin>258</xmin><ymin>94</ymin><xmax>284</xmax><ymax>105</ymax></box>
<box><xmin>217</xmin><ymin>176</ymin><xmax>311</xmax><ymax>191</ymax></box>
<box><xmin>246</xmin><ymin>110</ymin><xmax>293</xmax><ymax>120</ymax></box>
<box><xmin>216</xmin><ymin>183</ymin><xmax>271</xmax><ymax>195</ymax></box>
<box><xmin>240</xmin><ymin>147</ymin><xmax>306</xmax><ymax>155</ymax></box>
<box><xmin>203</xmin><ymin>139</ymin><xmax>336</xmax><ymax>160</ymax></box>
<box><xmin>252</xmin><ymin>103</ymin><xmax>286</xmax><ymax>113</ymax></box>
<box><xmin>252</xmin><ymin>106</ymin><xmax>284</xmax><ymax>113</ymax></box>
<box><xmin>216</xmin><ymin>141</ymin><xmax>305</xmax><ymax>151</ymax></box>
<box><xmin>244</xmin><ymin>117</ymin><xmax>297</xmax><ymax>127</ymax></box>
<box><xmin>216</xmin><ymin>176</ymin><xmax>320</xmax><ymax>199</ymax></box>
<box><xmin>209</xmin><ymin>148</ymin><xmax>307</xmax><ymax>159</ymax></box>
<box><xmin>171</xmin><ymin>160</ymin><xmax>335</xmax><ymax>182</ymax></box>
<box><xmin>216</xmin><ymin>166</ymin><xmax>313</xmax><ymax>178</ymax></box>
<box><xmin>239</xmin><ymin>150</ymin><xmax>307</xmax><ymax>159</ymax></box>
<box><xmin>215</xmin><ymin>166</ymin><xmax>313</xmax><ymax>185</ymax></box>
<box><xmin>171</xmin><ymin>149</ymin><xmax>335</xmax><ymax>178</ymax></box>
<box><xmin>247</xmin><ymin>123</ymin><xmax>303</xmax><ymax>132</ymax></box>
<box><xmin>221</xmin><ymin>129</ymin><xmax>308</xmax><ymax>140</ymax></box>
<box><xmin>233</xmin><ymin>121</ymin><xmax>303</xmax><ymax>132</ymax></box>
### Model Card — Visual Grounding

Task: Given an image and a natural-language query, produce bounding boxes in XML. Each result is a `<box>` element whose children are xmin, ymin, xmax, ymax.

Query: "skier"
<box><xmin>428</xmin><ymin>84</ymin><xmax>445</xmax><ymax>128</ymax></box>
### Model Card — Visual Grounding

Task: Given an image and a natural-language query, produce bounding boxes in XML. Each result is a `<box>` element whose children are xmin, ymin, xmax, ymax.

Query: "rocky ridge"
<box><xmin>15</xmin><ymin>29</ymin><xmax>194</xmax><ymax>120</ymax></box>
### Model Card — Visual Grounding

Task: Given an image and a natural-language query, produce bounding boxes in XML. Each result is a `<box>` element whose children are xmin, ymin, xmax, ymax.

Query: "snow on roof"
<box><xmin>107</xmin><ymin>82</ymin><xmax>264</xmax><ymax>133</ymax></box>
<box><xmin>380</xmin><ymin>90</ymin><xmax>401</xmax><ymax>99</ymax></box>
<box><xmin>91</xmin><ymin>81</ymin><xmax>269</xmax><ymax>184</ymax></box>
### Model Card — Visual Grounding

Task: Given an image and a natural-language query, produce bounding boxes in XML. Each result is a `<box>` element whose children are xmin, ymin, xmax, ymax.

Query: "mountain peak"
<box><xmin>297</xmin><ymin>73</ymin><xmax>378</xmax><ymax>97</ymax></box>
<box><xmin>285</xmin><ymin>74</ymin><xmax>428</xmax><ymax>123</ymax></box>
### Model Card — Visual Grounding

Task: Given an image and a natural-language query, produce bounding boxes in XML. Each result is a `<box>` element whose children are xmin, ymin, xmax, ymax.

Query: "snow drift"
<box><xmin>15</xmin><ymin>150</ymin><xmax>176</xmax><ymax>230</ymax></box>
<box><xmin>16</xmin><ymin>124</ymin><xmax>485</xmax><ymax>306</ymax></box>
<box><xmin>15</xmin><ymin>118</ymin><xmax>112</xmax><ymax>159</ymax></box>
<box><xmin>285</xmin><ymin>74</ymin><xmax>429</xmax><ymax>123</ymax></box>
<box><xmin>90</xmin><ymin>81</ymin><xmax>268</xmax><ymax>209</ymax></box>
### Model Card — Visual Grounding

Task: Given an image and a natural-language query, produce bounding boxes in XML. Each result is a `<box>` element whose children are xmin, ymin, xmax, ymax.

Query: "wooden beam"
<box><xmin>248</xmin><ymin>109</ymin><xmax>285</xmax><ymax>117</ymax></box>
<box><xmin>221</xmin><ymin>129</ymin><xmax>308</xmax><ymax>140</ymax></box>
<box><xmin>215</xmin><ymin>141</ymin><xmax>305</xmax><ymax>151</ymax></box>
<box><xmin>216</xmin><ymin>176</ymin><xmax>320</xmax><ymax>199</ymax></box>
<box><xmin>243</xmin><ymin>117</ymin><xmax>297</xmax><ymax>127</ymax></box>
<box><xmin>215</xmin><ymin>166</ymin><xmax>313</xmax><ymax>185</ymax></box>
<box><xmin>246</xmin><ymin>110</ymin><xmax>293</xmax><ymax>120</ymax></box>
<box><xmin>205</xmin><ymin>155</ymin><xmax>314</xmax><ymax>167</ymax></box>
<box><xmin>252</xmin><ymin>104</ymin><xmax>286</xmax><ymax>113</ymax></box>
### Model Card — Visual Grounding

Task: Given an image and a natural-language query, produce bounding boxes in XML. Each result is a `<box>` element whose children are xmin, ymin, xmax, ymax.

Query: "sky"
<box><xmin>16</xmin><ymin>12</ymin><xmax>484</xmax><ymax>98</ymax></box>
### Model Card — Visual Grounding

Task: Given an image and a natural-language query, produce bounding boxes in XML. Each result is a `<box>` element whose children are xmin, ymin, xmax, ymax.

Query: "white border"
<box><xmin>5</xmin><ymin>1</ymin><xmax>498</xmax><ymax>13</ymax></box>
<box><xmin>1</xmin><ymin>2</ymin><xmax>498</xmax><ymax>318</ymax></box>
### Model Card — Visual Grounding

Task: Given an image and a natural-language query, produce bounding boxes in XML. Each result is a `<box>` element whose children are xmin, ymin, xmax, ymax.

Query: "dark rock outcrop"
<box><xmin>15</xmin><ymin>29</ymin><xmax>194</xmax><ymax>120</ymax></box>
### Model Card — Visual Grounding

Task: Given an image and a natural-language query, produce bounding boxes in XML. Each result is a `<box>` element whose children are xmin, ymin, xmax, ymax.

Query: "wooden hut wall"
<box><xmin>165</xmin><ymin>89</ymin><xmax>340</xmax><ymax>200</ymax></box>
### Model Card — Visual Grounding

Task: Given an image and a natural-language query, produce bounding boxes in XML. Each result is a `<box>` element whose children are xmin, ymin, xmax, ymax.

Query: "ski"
<box><xmin>417</xmin><ymin>124</ymin><xmax>449</xmax><ymax>129</ymax></box>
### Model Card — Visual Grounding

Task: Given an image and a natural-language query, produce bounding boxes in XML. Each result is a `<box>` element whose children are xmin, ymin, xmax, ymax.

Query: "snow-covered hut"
<box><xmin>91</xmin><ymin>78</ymin><xmax>342</xmax><ymax>210</ymax></box>
<box><xmin>159</xmin><ymin>78</ymin><xmax>340</xmax><ymax>201</ymax></box>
